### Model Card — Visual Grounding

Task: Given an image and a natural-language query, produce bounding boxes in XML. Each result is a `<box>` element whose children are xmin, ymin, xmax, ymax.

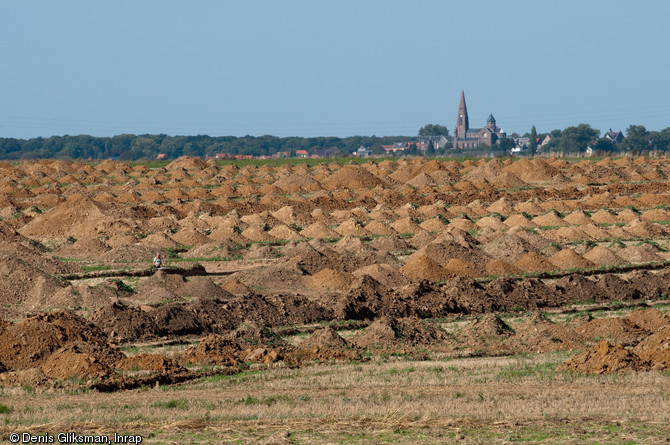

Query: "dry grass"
<box><xmin>2</xmin><ymin>351</ymin><xmax>670</xmax><ymax>443</ymax></box>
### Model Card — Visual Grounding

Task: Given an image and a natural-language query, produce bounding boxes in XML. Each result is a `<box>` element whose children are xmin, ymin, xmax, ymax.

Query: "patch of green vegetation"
<box><xmin>542</xmin><ymin>242</ymin><xmax>562</xmax><ymax>251</ymax></box>
<box><xmin>608</xmin><ymin>240</ymin><xmax>626</xmax><ymax>249</ymax></box>
<box><xmin>383</xmin><ymin>366</ymin><xmax>416</xmax><ymax>376</ymax></box>
<box><xmin>495</xmin><ymin>360</ymin><xmax>564</xmax><ymax>380</ymax></box>
<box><xmin>80</xmin><ymin>264</ymin><xmax>112</xmax><ymax>272</ymax></box>
<box><xmin>151</xmin><ymin>398</ymin><xmax>189</xmax><ymax>410</ymax></box>
<box><xmin>28</xmin><ymin>239</ymin><xmax>52</xmax><ymax>253</ymax></box>
<box><xmin>436</xmin><ymin>214</ymin><xmax>449</xmax><ymax>224</ymax></box>
<box><xmin>0</xmin><ymin>404</ymin><xmax>13</xmax><ymax>414</ymax></box>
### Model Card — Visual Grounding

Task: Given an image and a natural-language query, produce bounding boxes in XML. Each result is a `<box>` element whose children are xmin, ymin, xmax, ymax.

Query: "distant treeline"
<box><xmin>2</xmin><ymin>123</ymin><xmax>669</xmax><ymax>160</ymax></box>
<box><xmin>0</xmin><ymin>134</ymin><xmax>416</xmax><ymax>160</ymax></box>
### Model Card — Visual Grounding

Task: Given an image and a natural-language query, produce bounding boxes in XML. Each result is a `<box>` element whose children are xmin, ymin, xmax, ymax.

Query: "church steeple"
<box><xmin>455</xmin><ymin>90</ymin><xmax>469</xmax><ymax>138</ymax></box>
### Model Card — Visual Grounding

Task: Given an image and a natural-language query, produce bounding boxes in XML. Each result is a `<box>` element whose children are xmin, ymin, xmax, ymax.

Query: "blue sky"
<box><xmin>2</xmin><ymin>1</ymin><xmax>669</xmax><ymax>139</ymax></box>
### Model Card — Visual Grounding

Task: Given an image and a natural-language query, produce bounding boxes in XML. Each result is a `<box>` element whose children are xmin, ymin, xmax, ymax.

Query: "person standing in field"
<box><xmin>153</xmin><ymin>252</ymin><xmax>162</xmax><ymax>269</ymax></box>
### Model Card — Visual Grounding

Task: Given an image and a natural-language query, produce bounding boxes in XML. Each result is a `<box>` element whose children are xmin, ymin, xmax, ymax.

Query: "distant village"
<box><xmin>157</xmin><ymin>91</ymin><xmax>625</xmax><ymax>161</ymax></box>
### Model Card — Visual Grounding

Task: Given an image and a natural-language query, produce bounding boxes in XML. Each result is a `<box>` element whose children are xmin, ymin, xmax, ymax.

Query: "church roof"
<box><xmin>487</xmin><ymin>114</ymin><xmax>495</xmax><ymax>123</ymax></box>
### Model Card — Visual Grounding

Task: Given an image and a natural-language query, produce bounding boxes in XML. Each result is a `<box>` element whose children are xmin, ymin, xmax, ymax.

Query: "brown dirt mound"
<box><xmin>99</xmin><ymin>244</ymin><xmax>159</xmax><ymax>263</ymax></box>
<box><xmin>576</xmin><ymin>317</ymin><xmax>648</xmax><ymax>347</ymax></box>
<box><xmin>549</xmin><ymin>248</ymin><xmax>594</xmax><ymax>270</ymax></box>
<box><xmin>221</xmin><ymin>278</ymin><xmax>251</xmax><ymax>295</ymax></box>
<box><xmin>0</xmin><ymin>368</ymin><xmax>50</xmax><ymax>387</ymax></box>
<box><xmin>241</xmin><ymin>226</ymin><xmax>276</xmax><ymax>242</ymax></box>
<box><xmin>322</xmin><ymin>165</ymin><xmax>383</xmax><ymax>190</ymax></box>
<box><xmin>180</xmin><ymin>331</ymin><xmax>286</xmax><ymax>367</ymax></box>
<box><xmin>56</xmin><ymin>236</ymin><xmax>111</xmax><ymax>257</ymax></box>
<box><xmin>510</xmin><ymin>313</ymin><xmax>587</xmax><ymax>353</ymax></box>
<box><xmin>390</xmin><ymin>217</ymin><xmax>422</xmax><ymax>234</ymax></box>
<box><xmin>171</xmin><ymin>227</ymin><xmax>211</xmax><ymax>246</ymax></box>
<box><xmin>91</xmin><ymin>302</ymin><xmax>158</xmax><ymax>342</ymax></box>
<box><xmin>409</xmin><ymin>239</ymin><xmax>489</xmax><ymax>272</ymax></box>
<box><xmin>363</xmin><ymin>221</ymin><xmax>396</xmax><ymax>236</ymax></box>
<box><xmin>562</xmin><ymin>210</ymin><xmax>593</xmax><ymax>225</ymax></box>
<box><xmin>439</xmin><ymin>277</ymin><xmax>497</xmax><ymax>314</ymax></box>
<box><xmin>457</xmin><ymin>314</ymin><xmax>514</xmax><ymax>346</ymax></box>
<box><xmin>419</xmin><ymin>217</ymin><xmax>448</xmax><ymax>232</ymax></box>
<box><xmin>300</xmin><ymin>221</ymin><xmax>339</xmax><ymax>239</ymax></box>
<box><xmin>351</xmin><ymin>316</ymin><xmax>451</xmax><ymax>349</ymax></box>
<box><xmin>616</xmin><ymin>244</ymin><xmax>664</xmax><ymax>264</ymax></box>
<box><xmin>352</xmin><ymin>263</ymin><xmax>411</xmax><ymax>288</ymax></box>
<box><xmin>488</xmin><ymin>277</ymin><xmax>565</xmax><ymax>311</ymax></box>
<box><xmin>152</xmin><ymin>303</ymin><xmax>204</xmax><ymax>337</ymax></box>
<box><xmin>299</xmin><ymin>326</ymin><xmax>352</xmax><ymax>350</ymax></box>
<box><xmin>582</xmin><ymin>246</ymin><xmax>624</xmax><ymax>266</ymax></box>
<box><xmin>164</xmin><ymin>156</ymin><xmax>208</xmax><ymax>171</ymax></box>
<box><xmin>371</xmin><ymin>235</ymin><xmax>411</xmax><ymax>254</ymax></box>
<box><xmin>179</xmin><ymin>334</ymin><xmax>242</xmax><ymax>366</ymax></box>
<box><xmin>400</xmin><ymin>254</ymin><xmax>450</xmax><ymax>281</ymax></box>
<box><xmin>304</xmin><ymin>268</ymin><xmax>355</xmax><ymax>291</ymax></box>
<box><xmin>482</xmin><ymin>232</ymin><xmax>536</xmax><ymax>263</ymax></box>
<box><xmin>514</xmin><ymin>252</ymin><xmax>556</xmax><ymax>273</ymax></box>
<box><xmin>335</xmin><ymin>219</ymin><xmax>369</xmax><ymax>237</ymax></box>
<box><xmin>624</xmin><ymin>219</ymin><xmax>666</xmax><ymax>238</ymax></box>
<box><xmin>178</xmin><ymin>277</ymin><xmax>233</xmax><ymax>300</ymax></box>
<box><xmin>443</xmin><ymin>258</ymin><xmax>479</xmax><ymax>278</ymax></box>
<box><xmin>40</xmin><ymin>346</ymin><xmax>112</xmax><ymax>380</ymax></box>
<box><xmin>231</xmin><ymin>320</ymin><xmax>287</xmax><ymax>348</ymax></box>
<box><xmin>333</xmin><ymin>235</ymin><xmax>370</xmax><ymax>254</ymax></box>
<box><xmin>273</xmin><ymin>174</ymin><xmax>320</xmax><ymax>192</ymax></box>
<box><xmin>579</xmin><ymin>223</ymin><xmax>611</xmax><ymax>239</ymax></box>
<box><xmin>407</xmin><ymin>230</ymin><xmax>436</xmax><ymax>249</ymax></box>
<box><xmin>349</xmin><ymin>317</ymin><xmax>401</xmax><ymax>349</ymax></box>
<box><xmin>184</xmin><ymin>296</ymin><xmax>237</xmax><ymax>333</ymax></box>
<box><xmin>485</xmin><ymin>259</ymin><xmax>522</xmax><ymax>276</ymax></box>
<box><xmin>0</xmin><ymin>265</ymin><xmax>64</xmax><ymax>308</ymax></box>
<box><xmin>18</xmin><ymin>194</ymin><xmax>110</xmax><ymax>240</ymax></box>
<box><xmin>268</xmin><ymin>224</ymin><xmax>304</xmax><ymax>241</ymax></box>
<box><xmin>531</xmin><ymin>211</ymin><xmax>567</xmax><ymax>227</ymax></box>
<box><xmin>632</xmin><ymin>326</ymin><xmax>670</xmax><ymax>370</ymax></box>
<box><xmin>589</xmin><ymin>209</ymin><xmax>619</xmax><ymax>224</ymax></box>
<box><xmin>504</xmin><ymin>158</ymin><xmax>560</xmax><ymax>183</ymax></box>
<box><xmin>558</xmin><ymin>341</ymin><xmax>650</xmax><ymax>374</ymax></box>
<box><xmin>393</xmin><ymin>317</ymin><xmax>453</xmax><ymax>347</ymax></box>
<box><xmin>115</xmin><ymin>353</ymin><xmax>184</xmax><ymax>373</ymax></box>
<box><xmin>626</xmin><ymin>308</ymin><xmax>670</xmax><ymax>333</ymax></box>
<box><xmin>0</xmin><ymin>311</ymin><xmax>122</xmax><ymax>370</ymax></box>
<box><xmin>463</xmin><ymin>161</ymin><xmax>526</xmax><ymax>188</ymax></box>
<box><xmin>476</xmin><ymin>216</ymin><xmax>508</xmax><ymax>231</ymax></box>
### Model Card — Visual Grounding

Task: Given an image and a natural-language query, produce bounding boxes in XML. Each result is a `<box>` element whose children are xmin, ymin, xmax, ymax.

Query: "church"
<box><xmin>452</xmin><ymin>91</ymin><xmax>506</xmax><ymax>149</ymax></box>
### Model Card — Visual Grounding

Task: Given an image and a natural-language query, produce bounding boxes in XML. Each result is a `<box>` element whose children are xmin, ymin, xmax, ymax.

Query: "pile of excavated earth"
<box><xmin>3</xmin><ymin>156</ymin><xmax>670</xmax><ymax>387</ymax></box>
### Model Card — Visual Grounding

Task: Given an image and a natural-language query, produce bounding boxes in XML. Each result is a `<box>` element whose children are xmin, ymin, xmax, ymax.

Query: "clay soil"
<box><xmin>4</xmin><ymin>156</ymin><xmax>670</xmax><ymax>442</ymax></box>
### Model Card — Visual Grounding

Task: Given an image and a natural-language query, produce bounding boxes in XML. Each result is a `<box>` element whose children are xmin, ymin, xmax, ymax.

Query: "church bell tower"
<box><xmin>455</xmin><ymin>90</ymin><xmax>469</xmax><ymax>139</ymax></box>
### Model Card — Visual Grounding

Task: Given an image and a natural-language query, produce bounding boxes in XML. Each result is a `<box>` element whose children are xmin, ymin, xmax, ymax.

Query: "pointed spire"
<box><xmin>456</xmin><ymin>90</ymin><xmax>469</xmax><ymax>135</ymax></box>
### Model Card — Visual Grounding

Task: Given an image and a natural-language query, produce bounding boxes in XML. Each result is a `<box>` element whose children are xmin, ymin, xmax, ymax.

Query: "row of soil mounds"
<box><xmin>559</xmin><ymin>308</ymin><xmax>670</xmax><ymax>374</ymax></box>
<box><xmin>86</xmin><ymin>267</ymin><xmax>670</xmax><ymax>344</ymax></box>
<box><xmin>3</xmin><ymin>306</ymin><xmax>670</xmax><ymax>388</ymax></box>
<box><xmin>0</xmin><ymin>310</ymin><xmax>362</xmax><ymax>388</ymax></box>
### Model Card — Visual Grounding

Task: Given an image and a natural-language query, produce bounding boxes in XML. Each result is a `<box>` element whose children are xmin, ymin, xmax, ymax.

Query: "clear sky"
<box><xmin>2</xmin><ymin>1</ymin><xmax>669</xmax><ymax>139</ymax></box>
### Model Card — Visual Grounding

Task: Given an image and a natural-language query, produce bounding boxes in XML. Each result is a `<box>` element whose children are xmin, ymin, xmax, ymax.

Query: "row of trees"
<box><xmin>0</xmin><ymin>134</ymin><xmax>416</xmax><ymax>160</ymax></box>
<box><xmin>527</xmin><ymin>124</ymin><xmax>670</xmax><ymax>155</ymax></box>
<box><xmin>1</xmin><ymin>123</ymin><xmax>669</xmax><ymax>160</ymax></box>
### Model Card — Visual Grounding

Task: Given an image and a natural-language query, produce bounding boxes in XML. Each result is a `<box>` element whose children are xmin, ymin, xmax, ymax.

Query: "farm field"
<box><xmin>2</xmin><ymin>156</ymin><xmax>670</xmax><ymax>443</ymax></box>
